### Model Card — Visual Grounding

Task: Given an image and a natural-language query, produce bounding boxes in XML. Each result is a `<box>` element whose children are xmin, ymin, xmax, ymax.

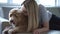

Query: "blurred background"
<box><xmin>0</xmin><ymin>0</ymin><xmax>60</xmax><ymax>19</ymax></box>
<box><xmin>0</xmin><ymin>0</ymin><xmax>60</xmax><ymax>34</ymax></box>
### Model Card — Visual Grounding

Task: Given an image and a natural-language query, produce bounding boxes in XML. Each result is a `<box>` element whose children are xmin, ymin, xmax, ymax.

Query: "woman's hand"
<box><xmin>33</xmin><ymin>29</ymin><xmax>40</xmax><ymax>34</ymax></box>
<box><xmin>33</xmin><ymin>27</ymin><xmax>49</xmax><ymax>34</ymax></box>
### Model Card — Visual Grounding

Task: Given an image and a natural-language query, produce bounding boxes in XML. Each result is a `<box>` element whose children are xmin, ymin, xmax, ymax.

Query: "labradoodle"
<box><xmin>3</xmin><ymin>8</ymin><xmax>28</xmax><ymax>34</ymax></box>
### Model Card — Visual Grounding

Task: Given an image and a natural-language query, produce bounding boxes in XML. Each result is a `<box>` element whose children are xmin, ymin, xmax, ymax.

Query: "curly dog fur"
<box><xmin>3</xmin><ymin>8</ymin><xmax>28</xmax><ymax>34</ymax></box>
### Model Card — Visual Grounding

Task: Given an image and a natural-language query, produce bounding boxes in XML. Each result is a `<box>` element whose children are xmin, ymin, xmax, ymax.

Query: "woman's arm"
<box><xmin>39</xmin><ymin>4</ymin><xmax>49</xmax><ymax>32</ymax></box>
<box><xmin>33</xmin><ymin>4</ymin><xmax>49</xmax><ymax>34</ymax></box>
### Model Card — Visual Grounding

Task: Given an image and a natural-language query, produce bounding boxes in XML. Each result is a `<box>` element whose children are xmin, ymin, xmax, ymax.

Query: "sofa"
<box><xmin>0</xmin><ymin>7</ymin><xmax>60</xmax><ymax>34</ymax></box>
<box><xmin>0</xmin><ymin>17</ymin><xmax>9</xmax><ymax>34</ymax></box>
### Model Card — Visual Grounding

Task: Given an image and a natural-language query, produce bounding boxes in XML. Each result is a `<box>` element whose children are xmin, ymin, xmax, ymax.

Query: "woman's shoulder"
<box><xmin>39</xmin><ymin>4</ymin><xmax>45</xmax><ymax>8</ymax></box>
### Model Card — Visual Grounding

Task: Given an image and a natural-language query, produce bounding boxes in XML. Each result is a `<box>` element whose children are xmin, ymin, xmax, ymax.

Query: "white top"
<box><xmin>39</xmin><ymin>4</ymin><xmax>52</xmax><ymax>23</ymax></box>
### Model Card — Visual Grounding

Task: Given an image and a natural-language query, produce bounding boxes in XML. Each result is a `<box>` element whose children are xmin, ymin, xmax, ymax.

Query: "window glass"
<box><xmin>13</xmin><ymin>0</ymin><xmax>25</xmax><ymax>5</ymax></box>
<box><xmin>36</xmin><ymin>0</ymin><xmax>55</xmax><ymax>7</ymax></box>
<box><xmin>0</xmin><ymin>0</ymin><xmax>7</xmax><ymax>3</ymax></box>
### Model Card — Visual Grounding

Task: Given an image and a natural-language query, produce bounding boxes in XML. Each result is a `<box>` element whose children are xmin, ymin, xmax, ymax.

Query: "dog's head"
<box><xmin>9</xmin><ymin>8</ymin><xmax>28</xmax><ymax>27</ymax></box>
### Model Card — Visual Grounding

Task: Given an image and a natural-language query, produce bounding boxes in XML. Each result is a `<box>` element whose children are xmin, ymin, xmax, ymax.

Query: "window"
<box><xmin>36</xmin><ymin>0</ymin><xmax>55</xmax><ymax>7</ymax></box>
<box><xmin>12</xmin><ymin>0</ymin><xmax>56</xmax><ymax>7</ymax></box>
<box><xmin>0</xmin><ymin>0</ymin><xmax>59</xmax><ymax>7</ymax></box>
<box><xmin>0</xmin><ymin>0</ymin><xmax>7</xmax><ymax>3</ymax></box>
<box><xmin>13</xmin><ymin>0</ymin><xmax>25</xmax><ymax>5</ymax></box>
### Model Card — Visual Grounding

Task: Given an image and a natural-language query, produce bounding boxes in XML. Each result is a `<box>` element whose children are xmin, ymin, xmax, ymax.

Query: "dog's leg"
<box><xmin>2</xmin><ymin>30</ymin><xmax>8</xmax><ymax>34</ymax></box>
<box><xmin>2</xmin><ymin>27</ymin><xmax>10</xmax><ymax>34</ymax></box>
<box><xmin>8</xmin><ymin>29</ymin><xmax>16</xmax><ymax>34</ymax></box>
<box><xmin>2</xmin><ymin>26</ymin><xmax>13</xmax><ymax>34</ymax></box>
<box><xmin>8</xmin><ymin>28</ymin><xmax>19</xmax><ymax>34</ymax></box>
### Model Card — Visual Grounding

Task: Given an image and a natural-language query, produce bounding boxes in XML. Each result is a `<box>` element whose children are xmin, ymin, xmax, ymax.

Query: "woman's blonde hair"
<box><xmin>22</xmin><ymin>0</ymin><xmax>39</xmax><ymax>32</ymax></box>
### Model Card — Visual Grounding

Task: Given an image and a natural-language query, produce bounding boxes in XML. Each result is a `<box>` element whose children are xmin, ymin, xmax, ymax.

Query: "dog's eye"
<box><xmin>10</xmin><ymin>14</ymin><xmax>12</xmax><ymax>17</ymax></box>
<box><xmin>13</xmin><ymin>14</ymin><xmax>18</xmax><ymax>17</ymax></box>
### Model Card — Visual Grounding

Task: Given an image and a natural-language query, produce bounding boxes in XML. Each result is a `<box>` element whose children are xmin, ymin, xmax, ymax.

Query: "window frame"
<box><xmin>0</xmin><ymin>0</ymin><xmax>59</xmax><ymax>7</ymax></box>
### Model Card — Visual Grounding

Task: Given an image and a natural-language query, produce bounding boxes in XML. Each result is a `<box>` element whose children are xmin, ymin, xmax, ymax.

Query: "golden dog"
<box><xmin>3</xmin><ymin>8</ymin><xmax>28</xmax><ymax>34</ymax></box>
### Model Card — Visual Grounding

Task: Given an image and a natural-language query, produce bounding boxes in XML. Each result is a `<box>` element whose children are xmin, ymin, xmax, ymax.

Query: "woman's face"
<box><xmin>21</xmin><ymin>5</ymin><xmax>28</xmax><ymax>16</ymax></box>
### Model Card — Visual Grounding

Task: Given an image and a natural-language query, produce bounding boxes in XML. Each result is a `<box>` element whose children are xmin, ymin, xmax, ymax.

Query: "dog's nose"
<box><xmin>10</xmin><ymin>20</ymin><xmax>13</xmax><ymax>23</ymax></box>
<box><xmin>9</xmin><ymin>17</ymin><xmax>13</xmax><ymax>22</ymax></box>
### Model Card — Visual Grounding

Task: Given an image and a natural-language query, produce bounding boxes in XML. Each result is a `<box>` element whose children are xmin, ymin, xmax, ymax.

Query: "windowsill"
<box><xmin>0</xmin><ymin>3</ymin><xmax>60</xmax><ymax>8</ymax></box>
<box><xmin>0</xmin><ymin>3</ymin><xmax>21</xmax><ymax>7</ymax></box>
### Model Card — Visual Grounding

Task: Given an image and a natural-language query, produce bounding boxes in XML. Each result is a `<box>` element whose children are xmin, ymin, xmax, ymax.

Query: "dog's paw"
<box><xmin>8</xmin><ymin>29</ymin><xmax>16</xmax><ymax>34</ymax></box>
<box><xmin>2</xmin><ymin>28</ymin><xmax>9</xmax><ymax>34</ymax></box>
<box><xmin>2</xmin><ymin>26</ymin><xmax>12</xmax><ymax>34</ymax></box>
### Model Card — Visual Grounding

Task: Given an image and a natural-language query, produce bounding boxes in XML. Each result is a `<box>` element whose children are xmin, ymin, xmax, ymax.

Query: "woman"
<box><xmin>21</xmin><ymin>4</ymin><xmax>49</xmax><ymax>34</ymax></box>
<box><xmin>33</xmin><ymin>4</ymin><xmax>60</xmax><ymax>34</ymax></box>
<box><xmin>21</xmin><ymin>0</ymin><xmax>60</xmax><ymax>34</ymax></box>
